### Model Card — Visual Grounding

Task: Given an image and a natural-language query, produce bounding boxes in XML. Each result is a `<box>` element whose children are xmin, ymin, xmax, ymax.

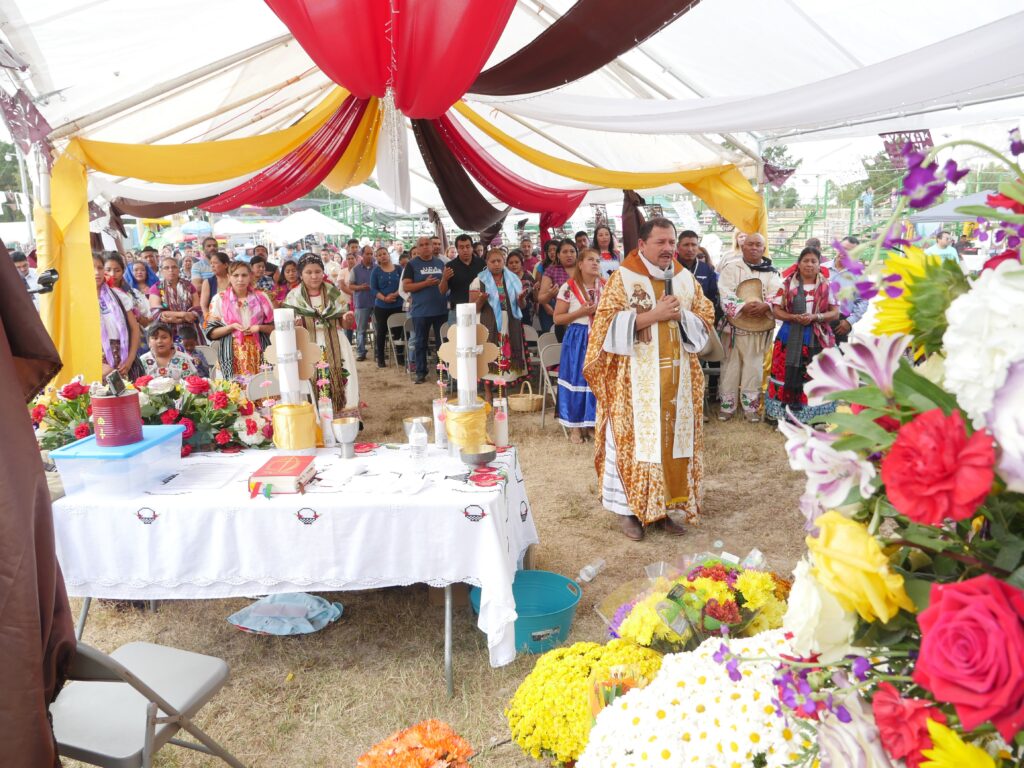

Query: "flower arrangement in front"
<box><xmin>604</xmin><ymin>557</ymin><xmax>790</xmax><ymax>652</ymax></box>
<box><xmin>356</xmin><ymin>719</ymin><xmax>473</xmax><ymax>768</ymax></box>
<box><xmin>506</xmin><ymin>639</ymin><xmax>662</xmax><ymax>766</ymax></box>
<box><xmin>716</xmin><ymin>130</ymin><xmax>1024</xmax><ymax>767</ymax></box>
<box><xmin>30</xmin><ymin>374</ymin><xmax>273</xmax><ymax>455</ymax></box>
<box><xmin>577</xmin><ymin>630</ymin><xmax>800</xmax><ymax>768</ymax></box>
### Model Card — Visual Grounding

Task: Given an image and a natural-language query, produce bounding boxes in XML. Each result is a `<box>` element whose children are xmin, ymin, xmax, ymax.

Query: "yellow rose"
<box><xmin>806</xmin><ymin>511</ymin><xmax>915</xmax><ymax>623</ymax></box>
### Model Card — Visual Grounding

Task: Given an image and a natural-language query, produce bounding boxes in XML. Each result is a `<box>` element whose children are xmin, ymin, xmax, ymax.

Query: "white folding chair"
<box><xmin>51</xmin><ymin>641</ymin><xmax>245</xmax><ymax>768</ymax></box>
<box><xmin>386</xmin><ymin>312</ymin><xmax>408</xmax><ymax>368</ymax></box>
<box><xmin>245</xmin><ymin>371</ymin><xmax>280</xmax><ymax>401</ymax></box>
<box><xmin>535</xmin><ymin>331</ymin><xmax>558</xmax><ymax>391</ymax></box>
<box><xmin>522</xmin><ymin>325</ymin><xmax>539</xmax><ymax>368</ymax></box>
<box><xmin>539</xmin><ymin>342</ymin><xmax>562</xmax><ymax>429</ymax></box>
<box><xmin>193</xmin><ymin>345</ymin><xmax>217</xmax><ymax>368</ymax></box>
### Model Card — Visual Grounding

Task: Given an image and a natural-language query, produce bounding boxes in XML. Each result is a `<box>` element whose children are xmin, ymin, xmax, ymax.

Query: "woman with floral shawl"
<box><xmin>285</xmin><ymin>253</ymin><xmax>360</xmax><ymax>419</ymax></box>
<box><xmin>206</xmin><ymin>260</ymin><xmax>275</xmax><ymax>379</ymax></box>
<box><xmin>471</xmin><ymin>248</ymin><xmax>527</xmax><ymax>402</ymax></box>
<box><xmin>93</xmin><ymin>254</ymin><xmax>143</xmax><ymax>379</ymax></box>
<box><xmin>765</xmin><ymin>246</ymin><xmax>839</xmax><ymax>423</ymax></box>
<box><xmin>148</xmin><ymin>256</ymin><xmax>203</xmax><ymax>344</ymax></box>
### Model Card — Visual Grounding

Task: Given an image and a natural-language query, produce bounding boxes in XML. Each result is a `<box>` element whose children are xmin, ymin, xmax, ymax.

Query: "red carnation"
<box><xmin>183</xmin><ymin>375</ymin><xmax>210</xmax><ymax>395</ymax></box>
<box><xmin>983</xmin><ymin>249</ymin><xmax>1022</xmax><ymax>272</ymax></box>
<box><xmin>133</xmin><ymin>375</ymin><xmax>154</xmax><ymax>389</ymax></box>
<box><xmin>245</xmin><ymin>418</ymin><xmax>258</xmax><ymax>436</ymax></box>
<box><xmin>986</xmin><ymin>192</ymin><xmax>1024</xmax><ymax>214</ymax></box>
<box><xmin>60</xmin><ymin>381</ymin><xmax>89</xmax><ymax>400</ymax></box>
<box><xmin>179</xmin><ymin>417</ymin><xmax>195</xmax><ymax>439</ymax></box>
<box><xmin>210</xmin><ymin>391</ymin><xmax>229</xmax><ymax>410</ymax></box>
<box><xmin>261</xmin><ymin>423</ymin><xmax>274</xmax><ymax>440</ymax></box>
<box><xmin>180</xmin><ymin>444</ymin><xmax>193</xmax><ymax>458</ymax></box>
<box><xmin>913</xmin><ymin>575</ymin><xmax>1024</xmax><ymax>740</ymax></box>
<box><xmin>237</xmin><ymin>401</ymin><xmax>254</xmax><ymax>416</ymax></box>
<box><xmin>880</xmin><ymin>409</ymin><xmax>994</xmax><ymax>525</ymax></box>
<box><xmin>214</xmin><ymin>428</ymin><xmax>232</xmax><ymax>446</ymax></box>
<box><xmin>159</xmin><ymin>408</ymin><xmax>180</xmax><ymax>425</ymax></box>
<box><xmin>850</xmin><ymin>403</ymin><xmax>900</xmax><ymax>432</ymax></box>
<box><xmin>872</xmin><ymin>683</ymin><xmax>945</xmax><ymax>768</ymax></box>
<box><xmin>73</xmin><ymin>423</ymin><xmax>91</xmax><ymax>440</ymax></box>
<box><xmin>30</xmin><ymin>404</ymin><xmax>48</xmax><ymax>424</ymax></box>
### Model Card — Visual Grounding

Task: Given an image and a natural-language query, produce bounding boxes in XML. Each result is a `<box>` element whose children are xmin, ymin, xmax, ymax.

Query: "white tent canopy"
<box><xmin>268</xmin><ymin>208</ymin><xmax>353</xmax><ymax>243</ymax></box>
<box><xmin>2</xmin><ymin>0</ymin><xmax>1022</xmax><ymax>217</ymax></box>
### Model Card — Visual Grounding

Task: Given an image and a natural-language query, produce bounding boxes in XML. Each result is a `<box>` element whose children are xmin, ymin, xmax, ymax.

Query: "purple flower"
<box><xmin>850</xmin><ymin>656</ymin><xmax>872</xmax><ymax>682</ymax></box>
<box><xmin>841</xmin><ymin>333</ymin><xmax>909</xmax><ymax>396</ymax></box>
<box><xmin>806</xmin><ymin>347</ymin><xmax>860</xmax><ymax>404</ymax></box>
<box><xmin>1010</xmin><ymin>127</ymin><xmax>1024</xmax><ymax>157</ymax></box>
<box><xmin>713</xmin><ymin>643</ymin><xmax>730</xmax><ymax>664</ymax></box>
<box><xmin>900</xmin><ymin>144</ymin><xmax>966</xmax><ymax>209</ymax></box>
<box><xmin>608</xmin><ymin>598</ymin><xmax>638</xmax><ymax>639</ymax></box>
<box><xmin>726</xmin><ymin>658</ymin><xmax>742</xmax><ymax>682</ymax></box>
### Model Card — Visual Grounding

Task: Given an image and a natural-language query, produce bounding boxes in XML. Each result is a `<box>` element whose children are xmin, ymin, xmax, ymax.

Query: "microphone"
<box><xmin>28</xmin><ymin>268</ymin><xmax>58</xmax><ymax>295</ymax></box>
<box><xmin>662</xmin><ymin>266</ymin><xmax>690</xmax><ymax>343</ymax></box>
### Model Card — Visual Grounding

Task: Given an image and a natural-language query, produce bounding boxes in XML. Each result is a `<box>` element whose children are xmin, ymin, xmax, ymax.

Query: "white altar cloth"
<box><xmin>52</xmin><ymin>445</ymin><xmax>539</xmax><ymax>667</ymax></box>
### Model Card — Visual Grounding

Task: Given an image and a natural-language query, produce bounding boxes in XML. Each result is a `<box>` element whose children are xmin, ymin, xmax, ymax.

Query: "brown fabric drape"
<box><xmin>621</xmin><ymin>189</ymin><xmax>647</xmax><ymax>254</ymax></box>
<box><xmin>411</xmin><ymin>119</ymin><xmax>509</xmax><ymax>232</ymax></box>
<box><xmin>479</xmin><ymin>214</ymin><xmax>509</xmax><ymax>248</ymax></box>
<box><xmin>110</xmin><ymin>195</ymin><xmax>215</xmax><ymax>220</ymax></box>
<box><xmin>471</xmin><ymin>0</ymin><xmax>702</xmax><ymax>96</ymax></box>
<box><xmin>427</xmin><ymin>208</ymin><xmax>449</xmax><ymax>252</ymax></box>
<box><xmin>0</xmin><ymin>239</ymin><xmax>76</xmax><ymax>767</ymax></box>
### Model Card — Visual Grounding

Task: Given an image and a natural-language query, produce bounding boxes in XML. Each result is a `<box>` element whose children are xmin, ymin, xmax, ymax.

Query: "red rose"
<box><xmin>179</xmin><ymin>417</ymin><xmax>195</xmax><ymax>439</ymax></box>
<box><xmin>180</xmin><ymin>444</ymin><xmax>193</xmax><ymax>458</ymax></box>
<box><xmin>159</xmin><ymin>408</ymin><xmax>180</xmax><ymax>425</ymax></box>
<box><xmin>261</xmin><ymin>423</ymin><xmax>274</xmax><ymax>440</ymax></box>
<box><xmin>850</xmin><ymin>403</ymin><xmax>900</xmax><ymax>432</ymax></box>
<box><xmin>133</xmin><ymin>375</ymin><xmax>154</xmax><ymax>389</ymax></box>
<box><xmin>986</xmin><ymin>192</ymin><xmax>1024</xmax><ymax>214</ymax></box>
<box><xmin>245</xmin><ymin>418</ymin><xmax>258</xmax><ymax>436</ymax></box>
<box><xmin>183</xmin><ymin>375</ymin><xmax>210</xmax><ymax>395</ymax></box>
<box><xmin>73</xmin><ymin>423</ymin><xmax>91</xmax><ymax>439</ymax></box>
<box><xmin>60</xmin><ymin>381</ymin><xmax>89</xmax><ymax>400</ymax></box>
<box><xmin>872</xmin><ymin>682</ymin><xmax>946</xmax><ymax>768</ymax></box>
<box><xmin>210</xmin><ymin>391</ymin><xmax>229</xmax><ymax>410</ymax></box>
<box><xmin>913</xmin><ymin>575</ymin><xmax>1024</xmax><ymax>740</ymax></box>
<box><xmin>880</xmin><ymin>409</ymin><xmax>994</xmax><ymax>525</ymax></box>
<box><xmin>983</xmin><ymin>249</ymin><xmax>1021</xmax><ymax>272</ymax></box>
<box><xmin>214</xmin><ymin>428</ymin><xmax>232</xmax><ymax>446</ymax></box>
<box><xmin>86</xmin><ymin>405</ymin><xmax>92</xmax><ymax>416</ymax></box>
<box><xmin>30</xmin><ymin>404</ymin><xmax>48</xmax><ymax>424</ymax></box>
<box><xmin>237</xmin><ymin>401</ymin><xmax>254</xmax><ymax>416</ymax></box>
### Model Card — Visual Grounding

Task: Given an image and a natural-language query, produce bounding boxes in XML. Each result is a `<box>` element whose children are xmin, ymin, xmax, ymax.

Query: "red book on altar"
<box><xmin>248</xmin><ymin>455</ymin><xmax>316</xmax><ymax>496</ymax></box>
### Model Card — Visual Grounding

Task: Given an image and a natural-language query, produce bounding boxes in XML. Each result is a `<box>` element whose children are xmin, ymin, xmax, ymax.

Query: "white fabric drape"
<box><xmin>87</xmin><ymin>173</ymin><xmax>258</xmax><ymax>203</ymax></box>
<box><xmin>469</xmin><ymin>13</ymin><xmax>1024</xmax><ymax>137</ymax></box>
<box><xmin>375</xmin><ymin>100</ymin><xmax>412</xmax><ymax>213</ymax></box>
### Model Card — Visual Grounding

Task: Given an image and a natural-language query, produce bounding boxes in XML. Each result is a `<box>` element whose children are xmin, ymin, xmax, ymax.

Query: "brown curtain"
<box><xmin>411</xmin><ymin>119</ymin><xmax>510</xmax><ymax>232</ymax></box>
<box><xmin>427</xmin><ymin>208</ymin><xmax>449</xmax><ymax>252</ymax></box>
<box><xmin>0</xmin><ymin>239</ymin><xmax>76</xmax><ymax>767</ymax></box>
<box><xmin>480</xmin><ymin>214</ymin><xmax>509</xmax><ymax>248</ymax></box>
<box><xmin>110</xmin><ymin>196</ymin><xmax>215</xmax><ymax>220</ymax></box>
<box><xmin>471</xmin><ymin>0</ymin><xmax>702</xmax><ymax>96</ymax></box>
<box><xmin>621</xmin><ymin>189</ymin><xmax>647</xmax><ymax>254</ymax></box>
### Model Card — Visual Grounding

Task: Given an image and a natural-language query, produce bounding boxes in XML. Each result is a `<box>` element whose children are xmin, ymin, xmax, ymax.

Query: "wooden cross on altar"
<box><xmin>437</xmin><ymin>322</ymin><xmax>499</xmax><ymax>379</ymax></box>
<box><xmin>263</xmin><ymin>325</ymin><xmax>321</xmax><ymax>381</ymax></box>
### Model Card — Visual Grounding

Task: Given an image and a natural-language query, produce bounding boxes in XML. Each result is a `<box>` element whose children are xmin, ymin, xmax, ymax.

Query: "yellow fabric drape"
<box><xmin>39</xmin><ymin>158</ymin><xmax>101</xmax><ymax>386</ymax></box>
<box><xmin>453</xmin><ymin>101</ymin><xmax>767</xmax><ymax>236</ymax></box>
<box><xmin>322</xmin><ymin>97</ymin><xmax>381</xmax><ymax>192</ymax></box>
<box><xmin>70</xmin><ymin>87</ymin><xmax>349</xmax><ymax>184</ymax></box>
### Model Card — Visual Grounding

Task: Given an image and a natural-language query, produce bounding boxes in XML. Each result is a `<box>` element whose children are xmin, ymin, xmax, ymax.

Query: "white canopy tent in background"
<box><xmin>268</xmin><ymin>208</ymin><xmax>353</xmax><ymax>243</ymax></box>
<box><xmin>1</xmin><ymin>0</ymin><xmax>1022</xmax><ymax>219</ymax></box>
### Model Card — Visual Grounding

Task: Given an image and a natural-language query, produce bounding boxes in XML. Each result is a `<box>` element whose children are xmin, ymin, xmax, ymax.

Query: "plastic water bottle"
<box><xmin>409</xmin><ymin>420</ymin><xmax>428</xmax><ymax>461</ymax></box>
<box><xmin>578</xmin><ymin>558</ymin><xmax>606</xmax><ymax>583</ymax></box>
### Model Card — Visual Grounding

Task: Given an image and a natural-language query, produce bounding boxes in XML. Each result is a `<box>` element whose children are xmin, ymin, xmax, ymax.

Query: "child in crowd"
<box><xmin>178</xmin><ymin>325</ymin><xmax>210</xmax><ymax>378</ymax></box>
<box><xmin>139</xmin><ymin>322</ymin><xmax>198</xmax><ymax>380</ymax></box>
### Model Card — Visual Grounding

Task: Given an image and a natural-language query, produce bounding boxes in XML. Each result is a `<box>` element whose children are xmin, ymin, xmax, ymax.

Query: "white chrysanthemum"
<box><xmin>942</xmin><ymin>261</ymin><xmax>1024</xmax><ymax>427</ymax></box>
<box><xmin>578</xmin><ymin>631</ymin><xmax>799</xmax><ymax>768</ymax></box>
<box><xmin>146</xmin><ymin>376</ymin><xmax>177</xmax><ymax>395</ymax></box>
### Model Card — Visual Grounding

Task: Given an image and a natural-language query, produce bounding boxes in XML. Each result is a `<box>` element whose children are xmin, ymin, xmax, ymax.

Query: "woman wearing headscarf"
<box><xmin>471</xmin><ymin>248</ymin><xmax>526</xmax><ymax>402</ymax></box>
<box><xmin>285</xmin><ymin>253</ymin><xmax>361</xmax><ymax>419</ymax></box>
<box><xmin>206</xmin><ymin>260</ymin><xmax>275</xmax><ymax>379</ymax></box>
<box><xmin>125</xmin><ymin>259</ymin><xmax>159</xmax><ymax>293</ymax></box>
<box><xmin>93</xmin><ymin>254</ymin><xmax>143</xmax><ymax>379</ymax></box>
<box><xmin>765</xmin><ymin>246</ymin><xmax>839</xmax><ymax>423</ymax></box>
<box><xmin>148</xmin><ymin>255</ymin><xmax>203</xmax><ymax>344</ymax></box>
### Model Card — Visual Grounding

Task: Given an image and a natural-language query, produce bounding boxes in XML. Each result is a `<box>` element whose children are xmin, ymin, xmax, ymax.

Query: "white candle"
<box><xmin>493</xmin><ymin>398</ymin><xmax>509</xmax><ymax>448</ymax></box>
<box><xmin>455</xmin><ymin>303</ymin><xmax>478</xmax><ymax>409</ymax></box>
<box><xmin>273</xmin><ymin>308</ymin><xmax>302</xmax><ymax>404</ymax></box>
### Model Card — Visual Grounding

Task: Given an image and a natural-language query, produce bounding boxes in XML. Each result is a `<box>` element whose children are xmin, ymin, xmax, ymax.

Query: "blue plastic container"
<box><xmin>50</xmin><ymin>424</ymin><xmax>186</xmax><ymax>497</ymax></box>
<box><xmin>470</xmin><ymin>570</ymin><xmax>581</xmax><ymax>654</ymax></box>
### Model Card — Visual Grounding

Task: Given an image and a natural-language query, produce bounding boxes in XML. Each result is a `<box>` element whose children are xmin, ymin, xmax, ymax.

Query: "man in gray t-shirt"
<box><xmin>402</xmin><ymin>236</ymin><xmax>448</xmax><ymax>383</ymax></box>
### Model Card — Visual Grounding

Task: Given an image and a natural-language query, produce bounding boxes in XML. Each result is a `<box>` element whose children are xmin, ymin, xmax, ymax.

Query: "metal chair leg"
<box><xmin>75</xmin><ymin>596</ymin><xmax>92</xmax><ymax>641</ymax></box>
<box><xmin>444</xmin><ymin>584</ymin><xmax>453</xmax><ymax>698</ymax></box>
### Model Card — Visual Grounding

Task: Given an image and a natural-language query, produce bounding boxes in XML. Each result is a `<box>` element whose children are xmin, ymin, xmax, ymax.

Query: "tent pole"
<box><xmin>48</xmin><ymin>35</ymin><xmax>295</xmax><ymax>141</ymax></box>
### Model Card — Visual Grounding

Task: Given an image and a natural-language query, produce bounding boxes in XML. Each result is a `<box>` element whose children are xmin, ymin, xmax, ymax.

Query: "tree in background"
<box><xmin>0</xmin><ymin>141</ymin><xmax>26</xmax><ymax>223</ymax></box>
<box><xmin>835</xmin><ymin>151</ymin><xmax>904</xmax><ymax>208</ymax></box>
<box><xmin>761</xmin><ymin>144</ymin><xmax>803</xmax><ymax>210</ymax></box>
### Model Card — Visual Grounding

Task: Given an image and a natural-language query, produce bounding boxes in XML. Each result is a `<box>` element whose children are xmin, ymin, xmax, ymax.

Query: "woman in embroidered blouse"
<box><xmin>93</xmin><ymin>254</ymin><xmax>142</xmax><ymax>379</ymax></box>
<box><xmin>205</xmin><ymin>261</ymin><xmax>275</xmax><ymax>379</ymax></box>
<box><xmin>537</xmin><ymin>239</ymin><xmax>578</xmax><ymax>342</ymax></box>
<box><xmin>553</xmin><ymin>248</ymin><xmax>604</xmax><ymax>444</ymax></box>
<box><xmin>471</xmin><ymin>248</ymin><xmax>527</xmax><ymax>403</ymax></box>
<box><xmin>272</xmin><ymin>260</ymin><xmax>301</xmax><ymax>306</ymax></box>
<box><xmin>148</xmin><ymin>257</ymin><xmax>202</xmax><ymax>343</ymax></box>
<box><xmin>139</xmin><ymin>322</ymin><xmax>197</xmax><ymax>380</ymax></box>
<box><xmin>199</xmin><ymin>251</ymin><xmax>231</xmax><ymax>317</ymax></box>
<box><xmin>104</xmin><ymin>253</ymin><xmax>151</xmax><ymax>330</ymax></box>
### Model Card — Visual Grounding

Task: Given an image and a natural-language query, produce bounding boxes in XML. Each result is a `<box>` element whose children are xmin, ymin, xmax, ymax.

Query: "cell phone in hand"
<box><xmin>105</xmin><ymin>370</ymin><xmax>127</xmax><ymax>396</ymax></box>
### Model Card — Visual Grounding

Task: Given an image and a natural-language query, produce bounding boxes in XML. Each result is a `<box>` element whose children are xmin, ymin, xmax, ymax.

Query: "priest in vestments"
<box><xmin>584</xmin><ymin>218</ymin><xmax>715</xmax><ymax>541</ymax></box>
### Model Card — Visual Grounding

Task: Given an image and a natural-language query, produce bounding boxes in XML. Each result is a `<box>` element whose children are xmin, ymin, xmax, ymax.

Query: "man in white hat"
<box><xmin>717</xmin><ymin>233</ymin><xmax>782</xmax><ymax>422</ymax></box>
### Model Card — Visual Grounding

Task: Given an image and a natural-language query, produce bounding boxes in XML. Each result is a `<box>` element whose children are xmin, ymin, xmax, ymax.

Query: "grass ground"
<box><xmin>62</xmin><ymin>361</ymin><xmax>807</xmax><ymax>767</ymax></box>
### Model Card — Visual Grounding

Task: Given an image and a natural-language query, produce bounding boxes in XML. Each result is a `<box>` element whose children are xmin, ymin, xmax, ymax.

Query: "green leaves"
<box><xmin>811</xmin><ymin>411</ymin><xmax>896</xmax><ymax>448</ymax></box>
<box><xmin>891</xmin><ymin>360</ymin><xmax>959</xmax><ymax>415</ymax></box>
<box><xmin>903</xmin><ymin>578</ymin><xmax>934</xmax><ymax>612</ymax></box>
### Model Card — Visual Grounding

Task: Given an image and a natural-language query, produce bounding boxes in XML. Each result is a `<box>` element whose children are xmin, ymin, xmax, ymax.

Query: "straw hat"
<box><xmin>728</xmin><ymin>278</ymin><xmax>775</xmax><ymax>332</ymax></box>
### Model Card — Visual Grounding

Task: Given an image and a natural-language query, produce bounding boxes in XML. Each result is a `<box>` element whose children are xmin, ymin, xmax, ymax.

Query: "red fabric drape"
<box><xmin>433</xmin><ymin>112</ymin><xmax>586</xmax><ymax>227</ymax></box>
<box><xmin>202</xmin><ymin>97</ymin><xmax>365</xmax><ymax>212</ymax></box>
<box><xmin>264</xmin><ymin>0</ymin><xmax>516</xmax><ymax>118</ymax></box>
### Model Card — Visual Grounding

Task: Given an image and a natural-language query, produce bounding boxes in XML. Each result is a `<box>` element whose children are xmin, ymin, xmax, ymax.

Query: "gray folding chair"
<box><xmin>535</xmin><ymin>331</ymin><xmax>558</xmax><ymax>391</ymax></box>
<box><xmin>51</xmin><ymin>641</ymin><xmax>245</xmax><ymax>768</ymax></box>
<box><xmin>539</xmin><ymin>342</ymin><xmax>563</xmax><ymax>432</ymax></box>
<box><xmin>386</xmin><ymin>311</ymin><xmax>408</xmax><ymax>368</ymax></box>
<box><xmin>522</xmin><ymin>325</ymin><xmax>539</xmax><ymax>369</ymax></box>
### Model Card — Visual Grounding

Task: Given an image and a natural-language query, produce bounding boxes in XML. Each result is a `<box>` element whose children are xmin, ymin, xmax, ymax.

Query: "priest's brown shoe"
<box><xmin>658</xmin><ymin>516</ymin><xmax>687</xmax><ymax>536</ymax></box>
<box><xmin>620</xmin><ymin>515</ymin><xmax>644</xmax><ymax>541</ymax></box>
